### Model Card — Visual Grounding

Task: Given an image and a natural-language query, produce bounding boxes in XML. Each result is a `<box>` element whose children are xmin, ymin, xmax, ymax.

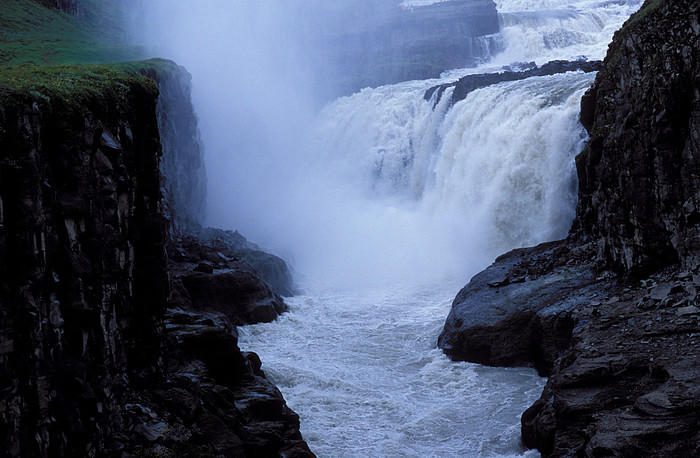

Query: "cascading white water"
<box><xmin>128</xmin><ymin>0</ymin><xmax>645</xmax><ymax>455</ymax></box>
<box><xmin>236</xmin><ymin>1</ymin><xmax>643</xmax><ymax>456</ymax></box>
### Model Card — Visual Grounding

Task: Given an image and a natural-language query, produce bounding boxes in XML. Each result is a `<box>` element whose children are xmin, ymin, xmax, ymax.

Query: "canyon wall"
<box><xmin>0</xmin><ymin>65</ymin><xmax>166</xmax><ymax>456</ymax></box>
<box><xmin>0</xmin><ymin>61</ymin><xmax>309</xmax><ymax>457</ymax></box>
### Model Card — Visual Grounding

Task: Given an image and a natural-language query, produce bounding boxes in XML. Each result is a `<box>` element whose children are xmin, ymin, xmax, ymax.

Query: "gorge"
<box><xmin>1</xmin><ymin>0</ymin><xmax>699</xmax><ymax>457</ymax></box>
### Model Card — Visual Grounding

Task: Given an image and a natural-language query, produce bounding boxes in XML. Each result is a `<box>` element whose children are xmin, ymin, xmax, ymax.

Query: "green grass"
<box><xmin>0</xmin><ymin>0</ymin><xmax>144</xmax><ymax>66</ymax></box>
<box><xmin>621</xmin><ymin>0</ymin><xmax>664</xmax><ymax>31</ymax></box>
<box><xmin>0</xmin><ymin>63</ymin><xmax>157</xmax><ymax>106</ymax></box>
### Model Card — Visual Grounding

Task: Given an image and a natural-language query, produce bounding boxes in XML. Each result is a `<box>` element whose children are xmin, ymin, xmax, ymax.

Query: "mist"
<box><xmin>124</xmin><ymin>0</ymin><xmax>589</xmax><ymax>289</ymax></box>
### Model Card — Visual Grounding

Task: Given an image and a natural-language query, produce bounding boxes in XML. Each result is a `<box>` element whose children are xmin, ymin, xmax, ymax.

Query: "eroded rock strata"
<box><xmin>440</xmin><ymin>0</ymin><xmax>700</xmax><ymax>455</ymax></box>
<box><xmin>0</xmin><ymin>61</ymin><xmax>311</xmax><ymax>457</ymax></box>
<box><xmin>425</xmin><ymin>59</ymin><xmax>603</xmax><ymax>107</ymax></box>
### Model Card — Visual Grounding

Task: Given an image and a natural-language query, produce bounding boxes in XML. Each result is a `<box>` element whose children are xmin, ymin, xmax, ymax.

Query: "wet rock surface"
<box><xmin>575</xmin><ymin>0</ymin><xmax>700</xmax><ymax>273</ymax></box>
<box><xmin>439</xmin><ymin>239</ymin><xmax>601</xmax><ymax>375</ymax></box>
<box><xmin>441</xmin><ymin>239</ymin><xmax>700</xmax><ymax>456</ymax></box>
<box><xmin>168</xmin><ymin>230</ymin><xmax>290</xmax><ymax>326</ymax></box>
<box><xmin>117</xmin><ymin>307</ymin><xmax>314</xmax><ymax>458</ymax></box>
<box><xmin>0</xmin><ymin>71</ymin><xmax>166</xmax><ymax>458</ymax></box>
<box><xmin>425</xmin><ymin>59</ymin><xmax>603</xmax><ymax>106</ymax></box>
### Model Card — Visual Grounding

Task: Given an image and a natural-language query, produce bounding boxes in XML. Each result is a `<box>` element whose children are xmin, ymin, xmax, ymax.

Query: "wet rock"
<box><xmin>173</xmin><ymin>227</ymin><xmax>296</xmax><ymax>297</ymax></box>
<box><xmin>179</xmin><ymin>268</ymin><xmax>286</xmax><ymax>326</ymax></box>
<box><xmin>438</xmin><ymin>239</ymin><xmax>602</xmax><ymax>375</ymax></box>
<box><xmin>0</xmin><ymin>67</ymin><xmax>166</xmax><ymax>457</ymax></box>
<box><xmin>425</xmin><ymin>59</ymin><xmax>603</xmax><ymax>106</ymax></box>
<box><xmin>193</xmin><ymin>261</ymin><xmax>215</xmax><ymax>273</ymax></box>
<box><xmin>0</xmin><ymin>60</ymin><xmax>311</xmax><ymax>457</ymax></box>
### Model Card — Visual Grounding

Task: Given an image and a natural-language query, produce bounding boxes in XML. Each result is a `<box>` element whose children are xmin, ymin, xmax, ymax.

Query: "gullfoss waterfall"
<box><xmin>128</xmin><ymin>0</ymin><xmax>645</xmax><ymax>455</ymax></box>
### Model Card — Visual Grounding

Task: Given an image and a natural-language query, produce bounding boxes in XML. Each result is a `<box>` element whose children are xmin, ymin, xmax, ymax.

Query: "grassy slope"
<box><xmin>0</xmin><ymin>0</ymin><xmax>144</xmax><ymax>66</ymax></box>
<box><xmin>0</xmin><ymin>0</ymin><xmax>180</xmax><ymax>130</ymax></box>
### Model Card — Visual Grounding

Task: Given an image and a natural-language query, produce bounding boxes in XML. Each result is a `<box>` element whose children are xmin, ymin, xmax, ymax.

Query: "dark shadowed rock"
<box><xmin>0</xmin><ymin>60</ymin><xmax>311</xmax><ymax>457</ymax></box>
<box><xmin>439</xmin><ymin>240</ymin><xmax>603</xmax><ymax>375</ymax></box>
<box><xmin>180</xmin><ymin>269</ymin><xmax>287</xmax><ymax>326</ymax></box>
<box><xmin>184</xmin><ymin>227</ymin><xmax>297</xmax><ymax>297</ymax></box>
<box><xmin>574</xmin><ymin>0</ymin><xmax>700</xmax><ymax>274</ymax></box>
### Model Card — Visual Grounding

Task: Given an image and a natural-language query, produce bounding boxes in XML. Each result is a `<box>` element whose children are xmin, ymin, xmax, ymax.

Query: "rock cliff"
<box><xmin>439</xmin><ymin>0</ymin><xmax>700</xmax><ymax>455</ymax></box>
<box><xmin>575</xmin><ymin>0</ymin><xmax>700</xmax><ymax>274</ymax></box>
<box><xmin>0</xmin><ymin>61</ymin><xmax>310</xmax><ymax>457</ymax></box>
<box><xmin>316</xmin><ymin>0</ymin><xmax>501</xmax><ymax>98</ymax></box>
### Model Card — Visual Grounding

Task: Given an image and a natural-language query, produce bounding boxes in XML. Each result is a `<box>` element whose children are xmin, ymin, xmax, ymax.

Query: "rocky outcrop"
<box><xmin>425</xmin><ymin>59</ymin><xmax>603</xmax><ymax>107</ymax></box>
<box><xmin>120</xmin><ymin>306</ymin><xmax>313</xmax><ymax>457</ymax></box>
<box><xmin>0</xmin><ymin>62</ymin><xmax>310</xmax><ymax>457</ymax></box>
<box><xmin>189</xmin><ymin>227</ymin><xmax>296</xmax><ymax>298</ymax></box>
<box><xmin>441</xmin><ymin>238</ymin><xmax>700</xmax><ymax>456</ymax></box>
<box><xmin>574</xmin><ymin>0</ymin><xmax>700</xmax><ymax>274</ymax></box>
<box><xmin>168</xmin><ymin>232</ymin><xmax>289</xmax><ymax>326</ymax></box>
<box><xmin>438</xmin><ymin>240</ymin><xmax>601</xmax><ymax>375</ymax></box>
<box><xmin>440</xmin><ymin>0</ymin><xmax>700</xmax><ymax>455</ymax></box>
<box><xmin>520</xmin><ymin>263</ymin><xmax>700</xmax><ymax>456</ymax></box>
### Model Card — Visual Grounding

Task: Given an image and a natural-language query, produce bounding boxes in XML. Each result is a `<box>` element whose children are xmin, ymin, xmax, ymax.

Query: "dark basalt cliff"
<box><xmin>0</xmin><ymin>61</ymin><xmax>310</xmax><ymax>457</ymax></box>
<box><xmin>440</xmin><ymin>0</ymin><xmax>700</xmax><ymax>455</ymax></box>
<box><xmin>575</xmin><ymin>0</ymin><xmax>700</xmax><ymax>274</ymax></box>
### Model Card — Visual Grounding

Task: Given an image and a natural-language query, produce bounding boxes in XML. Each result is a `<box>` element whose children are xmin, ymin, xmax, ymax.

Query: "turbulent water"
<box><xmin>240</xmin><ymin>286</ymin><xmax>545</xmax><ymax>457</ymax></box>
<box><xmin>235</xmin><ymin>0</ymin><xmax>644</xmax><ymax>456</ymax></box>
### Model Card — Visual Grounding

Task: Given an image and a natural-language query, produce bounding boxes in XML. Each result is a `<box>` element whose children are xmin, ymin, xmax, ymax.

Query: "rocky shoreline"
<box><xmin>439</xmin><ymin>0</ymin><xmax>700</xmax><ymax>455</ymax></box>
<box><xmin>440</xmin><ymin>237</ymin><xmax>700</xmax><ymax>455</ymax></box>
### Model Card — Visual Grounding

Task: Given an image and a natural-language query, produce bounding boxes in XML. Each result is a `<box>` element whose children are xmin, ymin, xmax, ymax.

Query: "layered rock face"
<box><xmin>0</xmin><ymin>68</ymin><xmax>166</xmax><ymax>456</ymax></box>
<box><xmin>0</xmin><ymin>62</ymin><xmax>310</xmax><ymax>457</ymax></box>
<box><xmin>440</xmin><ymin>0</ymin><xmax>700</xmax><ymax>455</ymax></box>
<box><xmin>575</xmin><ymin>0</ymin><xmax>700</xmax><ymax>273</ymax></box>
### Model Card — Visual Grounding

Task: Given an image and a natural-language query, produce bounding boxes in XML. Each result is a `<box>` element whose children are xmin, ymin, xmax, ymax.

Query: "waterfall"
<box><xmin>307</xmin><ymin>71</ymin><xmax>594</xmax><ymax>282</ymax></box>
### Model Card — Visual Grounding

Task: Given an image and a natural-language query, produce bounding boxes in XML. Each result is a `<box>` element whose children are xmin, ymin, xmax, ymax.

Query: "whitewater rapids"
<box><xmin>239</xmin><ymin>286</ymin><xmax>545</xmax><ymax>457</ymax></box>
